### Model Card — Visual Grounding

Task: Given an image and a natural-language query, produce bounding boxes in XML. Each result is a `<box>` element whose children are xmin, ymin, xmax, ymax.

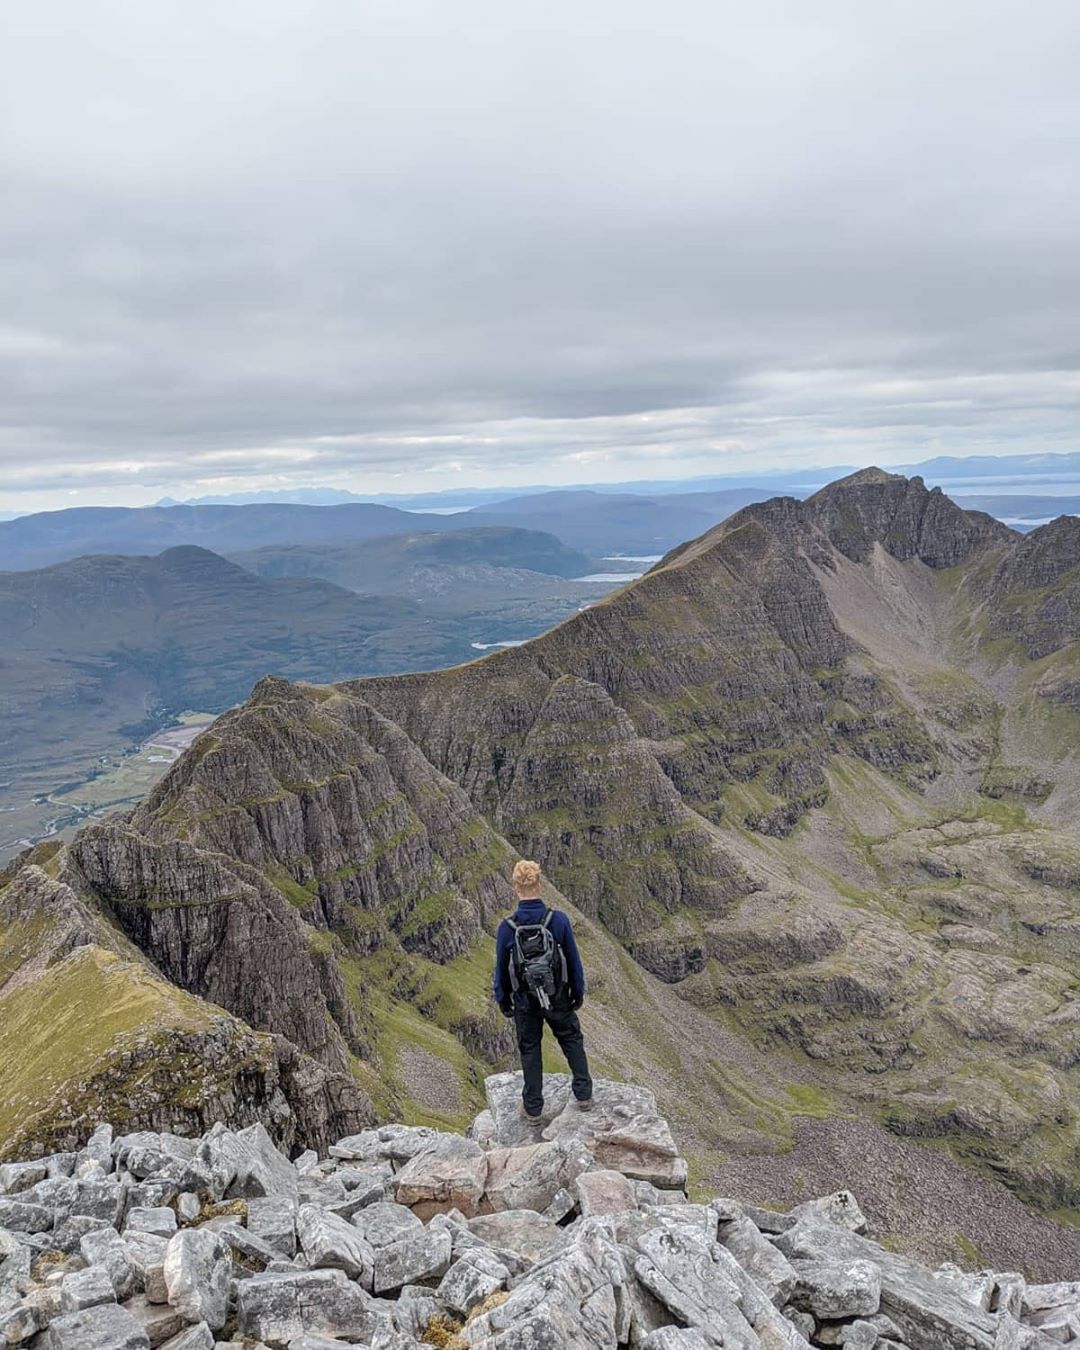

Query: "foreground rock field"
<box><xmin>0</xmin><ymin>1073</ymin><xmax>1076</xmax><ymax>1349</ymax></box>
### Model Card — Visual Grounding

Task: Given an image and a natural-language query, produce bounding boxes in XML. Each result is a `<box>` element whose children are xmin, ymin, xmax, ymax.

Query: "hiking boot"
<box><xmin>576</xmin><ymin>1096</ymin><xmax>594</xmax><ymax>1112</ymax></box>
<box><xmin>519</xmin><ymin>1102</ymin><xmax>544</xmax><ymax>1126</ymax></box>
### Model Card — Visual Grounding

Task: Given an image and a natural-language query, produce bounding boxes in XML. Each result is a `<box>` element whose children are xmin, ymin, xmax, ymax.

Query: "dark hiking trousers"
<box><xmin>513</xmin><ymin>993</ymin><xmax>593</xmax><ymax>1116</ymax></box>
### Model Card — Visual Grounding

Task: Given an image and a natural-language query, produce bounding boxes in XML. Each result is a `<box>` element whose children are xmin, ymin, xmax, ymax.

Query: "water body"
<box><xmin>471</xmin><ymin>639</ymin><xmax>529</xmax><ymax>651</ymax></box>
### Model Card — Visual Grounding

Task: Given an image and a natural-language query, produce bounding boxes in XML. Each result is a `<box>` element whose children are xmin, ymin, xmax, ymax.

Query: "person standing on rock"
<box><xmin>493</xmin><ymin>859</ymin><xmax>594</xmax><ymax>1124</ymax></box>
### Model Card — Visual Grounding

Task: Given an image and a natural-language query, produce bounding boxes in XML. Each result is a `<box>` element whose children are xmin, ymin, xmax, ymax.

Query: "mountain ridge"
<box><xmin>6</xmin><ymin>468</ymin><xmax>1080</xmax><ymax>1266</ymax></box>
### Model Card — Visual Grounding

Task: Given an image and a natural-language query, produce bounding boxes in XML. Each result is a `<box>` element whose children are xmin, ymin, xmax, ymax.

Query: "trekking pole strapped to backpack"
<box><xmin>506</xmin><ymin>908</ymin><xmax>567</xmax><ymax>1011</ymax></box>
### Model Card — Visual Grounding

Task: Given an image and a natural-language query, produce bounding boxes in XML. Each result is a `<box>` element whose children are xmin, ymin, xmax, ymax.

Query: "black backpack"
<box><xmin>506</xmin><ymin>908</ymin><xmax>567</xmax><ymax>1011</ymax></box>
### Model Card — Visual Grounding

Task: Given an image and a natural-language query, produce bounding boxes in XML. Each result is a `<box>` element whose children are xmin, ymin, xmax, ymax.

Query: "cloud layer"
<box><xmin>2</xmin><ymin>0</ymin><xmax>1079</xmax><ymax>509</ymax></box>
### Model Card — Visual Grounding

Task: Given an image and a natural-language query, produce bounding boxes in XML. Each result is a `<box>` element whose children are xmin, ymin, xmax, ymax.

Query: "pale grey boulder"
<box><xmin>790</xmin><ymin>1191</ymin><xmax>868</xmax><ymax>1235</ymax></box>
<box><xmin>218</xmin><ymin>1222</ymin><xmax>280</xmax><ymax>1270</ymax></box>
<box><xmin>47</xmin><ymin>1300</ymin><xmax>150</xmax><ymax>1349</ymax></box>
<box><xmin>248</xmin><ymin>1195</ymin><xmax>299</xmax><ymax>1257</ymax></box>
<box><xmin>466</xmin><ymin>1209</ymin><xmax>566</xmax><ymax>1263</ymax></box>
<box><xmin>0</xmin><ymin>1301</ymin><xmax>43</xmax><ymax>1344</ymax></box>
<box><xmin>54</xmin><ymin>1213</ymin><xmax>106</xmax><ymax>1253</ymax></box>
<box><xmin>126</xmin><ymin>1208</ymin><xmax>178</xmax><ymax>1240</ymax></box>
<box><xmin>371</xmin><ymin>1227</ymin><xmax>452</xmax><ymax>1294</ymax></box>
<box><xmin>481</xmin><ymin>1140</ymin><xmax>593</xmax><ymax>1214</ymax></box>
<box><xmin>632</xmin><ymin>1225</ymin><xmax>753</xmax><ymax>1349</ymax></box>
<box><xmin>462</xmin><ymin>1221</ymin><xmax>627</xmax><ymax>1350</ymax></box>
<box><xmin>81</xmin><ymin>1227</ymin><xmax>140</xmax><ymax>1300</ymax></box>
<box><xmin>297</xmin><ymin>1204</ymin><xmax>375</xmax><ymax>1286</ymax></box>
<box><xmin>162</xmin><ymin>1229</ymin><xmax>232</xmax><ymax>1332</ymax></box>
<box><xmin>353</xmin><ymin>1201</ymin><xmax>422</xmax><ymax>1249</ymax></box>
<box><xmin>0</xmin><ymin>1200</ymin><xmax>50</xmax><ymax>1235</ymax></box>
<box><xmin>775</xmin><ymin>1222</ymin><xmax>999</xmax><ymax>1350</ymax></box>
<box><xmin>159</xmin><ymin>1324</ymin><xmax>215</xmax><ymax>1350</ymax></box>
<box><xmin>790</xmin><ymin>1258</ymin><xmax>881</xmax><ymax>1319</ymax></box>
<box><xmin>59</xmin><ymin>1262</ymin><xmax>116</xmax><ymax>1312</ymax></box>
<box><xmin>641</xmin><ymin>1331</ymin><xmax>715</xmax><ymax>1350</ymax></box>
<box><xmin>124</xmin><ymin>1292</ymin><xmax>187</xmax><ymax>1346</ymax></box>
<box><xmin>0</xmin><ymin>1163</ymin><xmax>47</xmax><ymax>1196</ymax></box>
<box><xmin>717</xmin><ymin>1215</ymin><xmax>798</xmax><ymax>1307</ymax></box>
<box><xmin>437</xmin><ymin>1248</ymin><xmax>511</xmax><ymax>1315</ymax></box>
<box><xmin>235</xmin><ymin>1267</ymin><xmax>374</xmax><ymax>1344</ymax></box>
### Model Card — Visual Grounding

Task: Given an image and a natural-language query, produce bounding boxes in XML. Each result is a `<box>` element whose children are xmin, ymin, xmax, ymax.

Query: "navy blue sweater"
<box><xmin>493</xmin><ymin>899</ymin><xmax>586</xmax><ymax>1006</ymax></box>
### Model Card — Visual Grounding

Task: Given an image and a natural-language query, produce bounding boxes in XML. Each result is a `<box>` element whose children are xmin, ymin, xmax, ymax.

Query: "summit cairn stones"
<box><xmin>0</xmin><ymin>1072</ymin><xmax>1071</xmax><ymax>1348</ymax></box>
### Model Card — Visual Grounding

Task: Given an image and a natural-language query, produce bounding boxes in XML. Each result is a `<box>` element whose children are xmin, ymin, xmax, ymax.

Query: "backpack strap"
<box><xmin>504</xmin><ymin>917</ymin><xmax>521</xmax><ymax>992</ymax></box>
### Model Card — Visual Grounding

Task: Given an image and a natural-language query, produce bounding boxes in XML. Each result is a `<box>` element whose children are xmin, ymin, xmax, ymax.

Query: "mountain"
<box><xmin>0</xmin><ymin>502</ymin><xmax>457</xmax><ymax>572</ymax></box>
<box><xmin>230</xmin><ymin>526</ymin><xmax>595</xmax><ymax>590</ymax></box>
<box><xmin>0</xmin><ymin>547</ymin><xmax>479</xmax><ymax>857</ymax></box>
<box><xmin>9</xmin><ymin>469</ymin><xmax>1080</xmax><ymax>1268</ymax></box>
<box><xmin>466</xmin><ymin>487</ymin><xmax>777</xmax><ymax>553</ymax></box>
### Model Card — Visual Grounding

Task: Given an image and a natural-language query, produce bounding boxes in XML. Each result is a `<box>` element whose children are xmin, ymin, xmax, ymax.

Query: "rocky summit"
<box><xmin>0</xmin><ymin>1072</ymin><xmax>1074</xmax><ymax>1349</ymax></box>
<box><xmin>9</xmin><ymin>469</ymin><xmax>1080</xmax><ymax>1278</ymax></box>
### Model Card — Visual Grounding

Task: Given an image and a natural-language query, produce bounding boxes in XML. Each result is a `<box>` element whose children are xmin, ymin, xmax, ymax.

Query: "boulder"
<box><xmin>0</xmin><ymin>1199</ymin><xmax>50</xmax><ymax>1234</ymax></box>
<box><xmin>81</xmin><ymin>1227</ymin><xmax>139</xmax><ymax>1300</ymax></box>
<box><xmin>158</xmin><ymin>1325</ymin><xmax>215</xmax><ymax>1350</ymax></box>
<box><xmin>125</xmin><ymin>1208</ymin><xmax>178</xmax><ymax>1239</ymax></box>
<box><xmin>198</xmin><ymin>1122</ymin><xmax>298</xmax><ymax>1201</ymax></box>
<box><xmin>775</xmin><ymin>1222</ymin><xmax>999</xmax><ymax>1349</ymax></box>
<box><xmin>438</xmin><ymin>1248</ymin><xmax>511</xmax><ymax>1315</ymax></box>
<box><xmin>718</xmin><ymin>1216</ymin><xmax>798</xmax><ymax>1307</ymax></box>
<box><xmin>789</xmin><ymin>1258</ymin><xmax>881</xmax><ymax>1319</ymax></box>
<box><xmin>790</xmin><ymin>1192</ymin><xmax>868</xmax><ymax>1234</ymax></box>
<box><xmin>248</xmin><ymin>1195</ymin><xmax>299</xmax><ymax>1257</ymax></box>
<box><xmin>467</xmin><ymin>1209</ymin><xmax>566</xmax><ymax>1262</ymax></box>
<box><xmin>353</xmin><ymin>1201</ymin><xmax>422</xmax><ymax>1249</ymax></box>
<box><xmin>642</xmin><ymin>1332</ymin><xmax>716</xmax><ymax>1349</ymax></box>
<box><xmin>59</xmin><ymin>1262</ymin><xmax>117</xmax><ymax>1312</ymax></box>
<box><xmin>234</xmin><ymin>1268</ymin><xmax>374</xmax><ymax>1344</ymax></box>
<box><xmin>124</xmin><ymin>1292</ymin><xmax>187</xmax><ymax>1346</ymax></box>
<box><xmin>296</xmin><ymin>1204</ymin><xmax>375</xmax><ymax>1287</ymax></box>
<box><xmin>393</xmin><ymin>1136</ymin><xmax>488</xmax><ymax>1220</ymax></box>
<box><xmin>575</xmin><ymin>1169</ymin><xmax>638</xmax><ymax>1218</ymax></box>
<box><xmin>371</xmin><ymin>1227</ymin><xmax>452</xmax><ymax>1294</ymax></box>
<box><xmin>0</xmin><ymin>1163</ymin><xmax>47</xmax><ymax>1196</ymax></box>
<box><xmin>46</xmin><ymin>1301</ymin><xmax>151</xmax><ymax>1349</ymax></box>
<box><xmin>162</xmin><ymin>1229</ymin><xmax>232</xmax><ymax>1332</ymax></box>
<box><xmin>632</xmin><ymin>1225</ymin><xmax>753</xmax><ymax>1348</ymax></box>
<box><xmin>462</xmin><ymin>1221</ymin><xmax>627</xmax><ymax>1349</ymax></box>
<box><xmin>482</xmin><ymin>1140</ymin><xmax>592</xmax><ymax>1214</ymax></box>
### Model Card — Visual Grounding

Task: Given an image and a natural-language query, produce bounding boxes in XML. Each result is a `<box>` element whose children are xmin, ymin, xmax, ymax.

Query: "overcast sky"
<box><xmin>2</xmin><ymin>0</ymin><xmax>1079</xmax><ymax>511</ymax></box>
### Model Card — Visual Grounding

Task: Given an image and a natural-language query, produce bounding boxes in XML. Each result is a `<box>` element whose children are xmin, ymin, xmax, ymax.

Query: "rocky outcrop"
<box><xmin>0</xmin><ymin>1075</ymin><xmax>1069</xmax><ymax>1349</ymax></box>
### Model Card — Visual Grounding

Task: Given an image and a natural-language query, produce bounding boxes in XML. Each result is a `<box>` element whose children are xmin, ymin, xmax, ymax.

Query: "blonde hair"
<box><xmin>512</xmin><ymin>859</ymin><xmax>542</xmax><ymax>893</ymax></box>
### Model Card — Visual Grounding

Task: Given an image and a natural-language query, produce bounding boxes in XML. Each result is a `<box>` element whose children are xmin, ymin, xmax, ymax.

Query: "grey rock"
<box><xmin>0</xmin><ymin>1163</ymin><xmax>47</xmax><ymax>1196</ymax></box>
<box><xmin>0</xmin><ymin>1242</ymin><xmax>33</xmax><ymax>1300</ymax></box>
<box><xmin>162</xmin><ymin>1229</ymin><xmax>231</xmax><ymax>1332</ymax></box>
<box><xmin>542</xmin><ymin>1187</ymin><xmax>577</xmax><ymax>1222</ymax></box>
<box><xmin>718</xmin><ymin>1215</ymin><xmax>798</xmax><ymax>1307</ymax></box>
<box><xmin>838</xmin><ymin>1322</ymin><xmax>880</xmax><ymax>1350</ymax></box>
<box><xmin>372</xmin><ymin>1227</ymin><xmax>452</xmax><ymax>1294</ymax></box>
<box><xmin>125</xmin><ymin>1208</ymin><xmax>178</xmax><ymax>1239</ymax></box>
<box><xmin>0</xmin><ymin>1200</ymin><xmax>50</xmax><ymax>1235</ymax></box>
<box><xmin>711</xmin><ymin>1243</ymin><xmax>810</xmax><ymax>1348</ymax></box>
<box><xmin>641</xmin><ymin>1331</ymin><xmax>715</xmax><ymax>1350</ymax></box>
<box><xmin>575</xmin><ymin>1168</ymin><xmax>637</xmax><ymax>1219</ymax></box>
<box><xmin>60</xmin><ymin>1262</ymin><xmax>117</xmax><ymax>1312</ymax></box>
<box><xmin>218</xmin><ymin>1222</ymin><xmax>279</xmax><ymax>1269</ymax></box>
<box><xmin>353</xmin><ymin>1202</ymin><xmax>422</xmax><ymax>1249</ymax></box>
<box><xmin>463</xmin><ymin>1221</ymin><xmax>627</xmax><ymax>1349</ymax></box>
<box><xmin>632</xmin><ymin>1224</ymin><xmax>751</xmax><ymax>1348</ymax></box>
<box><xmin>176</xmin><ymin>1193</ymin><xmax>201</xmax><ymax>1225</ymax></box>
<box><xmin>124</xmin><ymin>1293</ymin><xmax>187</xmax><ymax>1347</ymax></box>
<box><xmin>790</xmin><ymin>1191</ymin><xmax>868</xmax><ymax>1234</ymax></box>
<box><xmin>46</xmin><ymin>1154</ymin><xmax>78</xmax><ymax>1181</ymax></box>
<box><xmin>247</xmin><ymin>1195</ymin><xmax>299</xmax><ymax>1258</ymax></box>
<box><xmin>467</xmin><ymin>1209</ymin><xmax>566</xmax><ymax>1262</ymax></box>
<box><xmin>296</xmin><ymin>1204</ymin><xmax>374</xmax><ymax>1286</ymax></box>
<box><xmin>79</xmin><ymin>1124</ymin><xmax>115</xmax><ymax>1172</ymax></box>
<box><xmin>159</xmin><ymin>1326</ymin><xmax>215</xmax><ymax>1350</ymax></box>
<box><xmin>1025</xmin><ymin>1283</ymin><xmax>1080</xmax><ymax>1314</ymax></box>
<box><xmin>198</xmin><ymin>1123</ymin><xmax>297</xmax><ymax>1201</ymax></box>
<box><xmin>993</xmin><ymin>1273</ymin><xmax>1026</xmax><ymax>1319</ymax></box>
<box><xmin>0</xmin><ymin>1301</ymin><xmax>42</xmax><ymax>1344</ymax></box>
<box><xmin>81</xmin><ymin>1227</ymin><xmax>139</xmax><ymax>1300</ymax></box>
<box><xmin>775</xmin><ymin>1222</ymin><xmax>999</xmax><ymax>1350</ymax></box>
<box><xmin>438</xmin><ymin>1248</ymin><xmax>511</xmax><ymax>1314</ymax></box>
<box><xmin>235</xmin><ymin>1268</ymin><xmax>374</xmax><ymax>1343</ymax></box>
<box><xmin>393</xmin><ymin>1135</ymin><xmax>488</xmax><ymax>1221</ymax></box>
<box><xmin>46</xmin><ymin>1301</ymin><xmax>150</xmax><ymax>1349</ymax></box>
<box><xmin>54</xmin><ymin>1213</ymin><xmax>108</xmax><ymax>1253</ymax></box>
<box><xmin>783</xmin><ymin>1307</ymin><xmax>816</xmax><ymax>1339</ymax></box>
<box><xmin>790</xmin><ymin>1258</ymin><xmax>881</xmax><ymax>1319</ymax></box>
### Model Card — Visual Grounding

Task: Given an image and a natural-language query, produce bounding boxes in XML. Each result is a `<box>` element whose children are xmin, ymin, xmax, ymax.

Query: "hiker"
<box><xmin>493</xmin><ymin>858</ymin><xmax>594</xmax><ymax>1123</ymax></box>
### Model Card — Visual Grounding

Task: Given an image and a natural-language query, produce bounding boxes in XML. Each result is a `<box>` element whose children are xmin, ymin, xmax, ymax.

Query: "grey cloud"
<box><xmin>1</xmin><ymin>0</ymin><xmax>1079</xmax><ymax>510</ymax></box>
